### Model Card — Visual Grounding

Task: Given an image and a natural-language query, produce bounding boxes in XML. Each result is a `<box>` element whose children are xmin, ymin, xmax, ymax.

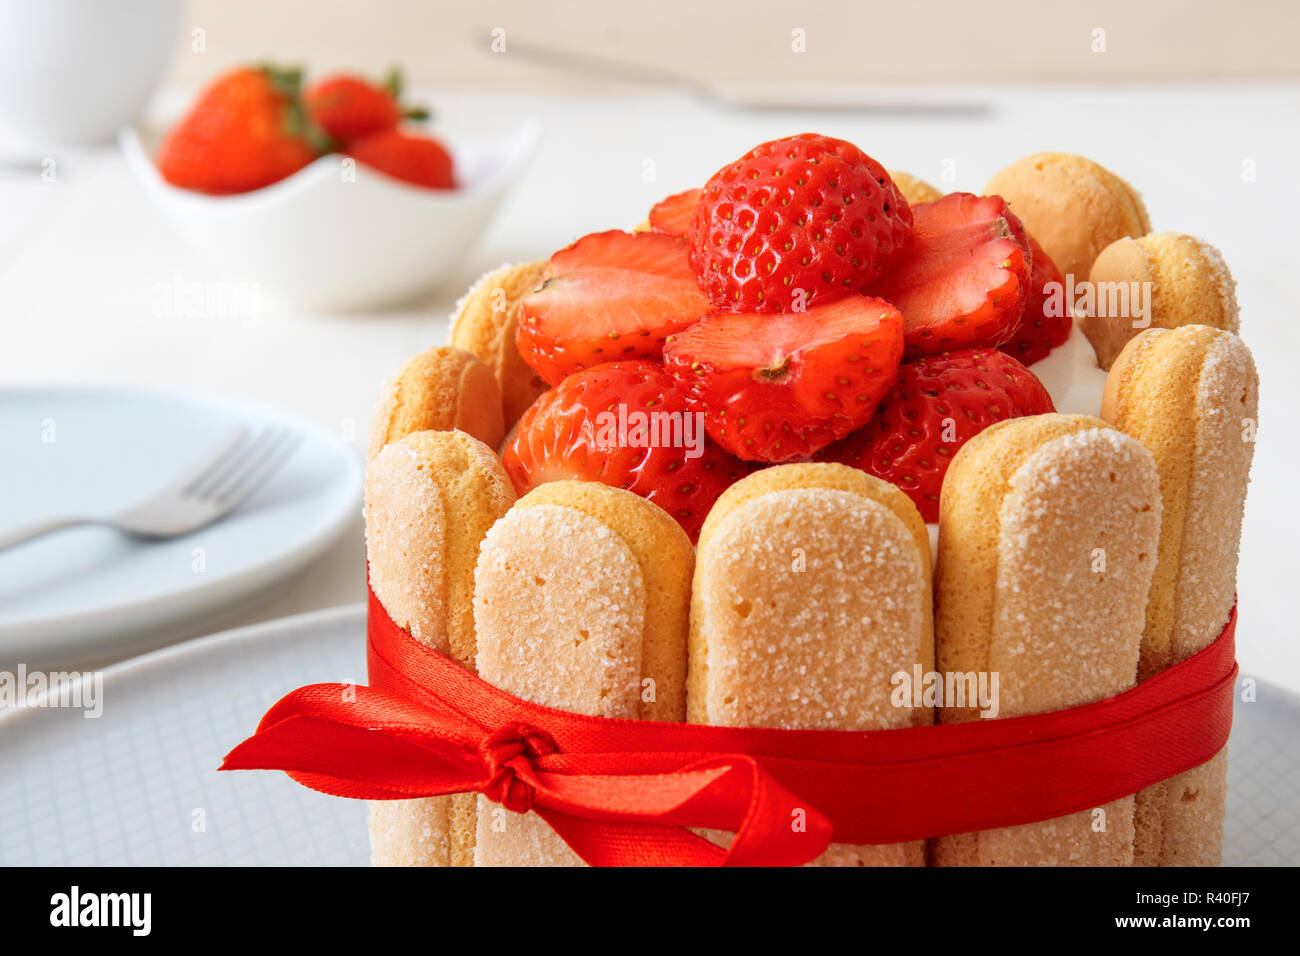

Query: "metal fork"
<box><xmin>0</xmin><ymin>426</ymin><xmax>303</xmax><ymax>551</ymax></box>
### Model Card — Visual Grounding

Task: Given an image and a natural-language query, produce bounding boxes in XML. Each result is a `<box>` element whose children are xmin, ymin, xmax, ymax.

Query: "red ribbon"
<box><xmin>220</xmin><ymin>588</ymin><xmax>1238</xmax><ymax>867</ymax></box>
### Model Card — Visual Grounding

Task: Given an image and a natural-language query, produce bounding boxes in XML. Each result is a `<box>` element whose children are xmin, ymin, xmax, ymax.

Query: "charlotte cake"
<box><xmin>361</xmin><ymin>134</ymin><xmax>1257</xmax><ymax>866</ymax></box>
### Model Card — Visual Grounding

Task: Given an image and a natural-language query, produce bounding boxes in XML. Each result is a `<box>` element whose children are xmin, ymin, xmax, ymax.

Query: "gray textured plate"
<box><xmin>1223</xmin><ymin>678</ymin><xmax>1300</xmax><ymax>865</ymax></box>
<box><xmin>0</xmin><ymin>604</ymin><xmax>369</xmax><ymax>866</ymax></box>
<box><xmin>0</xmin><ymin>605</ymin><xmax>1293</xmax><ymax>866</ymax></box>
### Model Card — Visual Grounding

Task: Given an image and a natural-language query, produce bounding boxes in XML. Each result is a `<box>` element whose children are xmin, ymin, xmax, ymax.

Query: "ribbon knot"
<box><xmin>479</xmin><ymin>722</ymin><xmax>558</xmax><ymax>813</ymax></box>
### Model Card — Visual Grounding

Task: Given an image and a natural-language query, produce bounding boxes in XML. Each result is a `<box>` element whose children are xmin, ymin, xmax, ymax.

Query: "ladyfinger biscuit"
<box><xmin>1102</xmin><ymin>325</ymin><xmax>1258</xmax><ymax>866</ymax></box>
<box><xmin>933</xmin><ymin>415</ymin><xmax>1161</xmax><ymax>866</ymax></box>
<box><xmin>985</xmin><ymin>153</ymin><xmax>1150</xmax><ymax>284</ymax></box>
<box><xmin>473</xmin><ymin>481</ymin><xmax>694</xmax><ymax>866</ymax></box>
<box><xmin>1083</xmin><ymin>232</ymin><xmax>1239</xmax><ymax>370</ymax></box>
<box><xmin>691</xmin><ymin>463</ymin><xmax>932</xmax><ymax>866</ymax></box>
<box><xmin>365</xmin><ymin>430</ymin><xmax>516</xmax><ymax>867</ymax></box>
<box><xmin>888</xmin><ymin>169</ymin><xmax>943</xmax><ymax>205</ymax></box>
<box><xmin>367</xmin><ymin>345</ymin><xmax>505</xmax><ymax>460</ymax></box>
<box><xmin>448</xmin><ymin>261</ymin><xmax>550</xmax><ymax>427</ymax></box>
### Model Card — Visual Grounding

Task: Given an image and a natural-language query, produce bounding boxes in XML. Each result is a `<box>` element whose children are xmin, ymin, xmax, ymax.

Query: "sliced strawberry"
<box><xmin>648</xmin><ymin>188</ymin><xmax>701</xmax><ymax>237</ymax></box>
<box><xmin>817</xmin><ymin>348</ymin><xmax>1054</xmax><ymax>521</ymax></box>
<box><xmin>516</xmin><ymin>231</ymin><xmax>713</xmax><ymax>386</ymax></box>
<box><xmin>662</xmin><ymin>296</ymin><xmax>904</xmax><ymax>463</ymax></box>
<box><xmin>999</xmin><ymin>232</ymin><xmax>1071</xmax><ymax>366</ymax></box>
<box><xmin>691</xmin><ymin>133</ymin><xmax>912</xmax><ymax>313</ymax></box>
<box><xmin>867</xmin><ymin>192</ymin><xmax>1030</xmax><ymax>359</ymax></box>
<box><xmin>502</xmin><ymin>361</ymin><xmax>749</xmax><ymax>540</ymax></box>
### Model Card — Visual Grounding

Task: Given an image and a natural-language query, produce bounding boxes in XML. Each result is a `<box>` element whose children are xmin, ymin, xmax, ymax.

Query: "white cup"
<box><xmin>0</xmin><ymin>0</ymin><xmax>180</xmax><ymax>149</ymax></box>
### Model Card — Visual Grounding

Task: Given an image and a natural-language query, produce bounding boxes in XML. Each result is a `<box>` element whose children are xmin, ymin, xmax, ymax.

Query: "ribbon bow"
<box><xmin>220</xmin><ymin>588</ymin><xmax>1238</xmax><ymax>867</ymax></box>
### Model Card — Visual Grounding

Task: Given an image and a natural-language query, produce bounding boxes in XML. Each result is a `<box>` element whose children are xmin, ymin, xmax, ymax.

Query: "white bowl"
<box><xmin>119</xmin><ymin>119</ymin><xmax>538</xmax><ymax>311</ymax></box>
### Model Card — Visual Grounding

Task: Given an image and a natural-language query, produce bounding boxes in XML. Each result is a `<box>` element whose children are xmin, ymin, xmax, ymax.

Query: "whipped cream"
<box><xmin>1028</xmin><ymin>325</ymin><xmax>1110</xmax><ymax>419</ymax></box>
<box><xmin>923</xmin><ymin>327</ymin><xmax>1108</xmax><ymax>559</ymax></box>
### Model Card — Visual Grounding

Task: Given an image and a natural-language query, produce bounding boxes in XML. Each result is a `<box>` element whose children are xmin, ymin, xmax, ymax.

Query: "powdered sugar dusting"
<box><xmin>1170</xmin><ymin>333</ymin><xmax>1256</xmax><ymax>661</ymax></box>
<box><xmin>992</xmin><ymin>427</ymin><xmax>1160</xmax><ymax>715</ymax></box>
<box><xmin>365</xmin><ymin>441</ymin><xmax>449</xmax><ymax>652</ymax></box>
<box><xmin>696</xmin><ymin>488</ymin><xmax>928</xmax><ymax>731</ymax></box>
<box><xmin>1190</xmin><ymin>239</ymin><xmax>1240</xmax><ymax>330</ymax></box>
<box><xmin>474</xmin><ymin>504</ymin><xmax>645</xmax><ymax>717</ymax></box>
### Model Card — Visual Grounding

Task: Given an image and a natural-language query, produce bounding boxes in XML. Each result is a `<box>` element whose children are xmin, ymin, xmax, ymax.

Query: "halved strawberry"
<box><xmin>648</xmin><ymin>188</ymin><xmax>700</xmax><ymax>237</ymax></box>
<box><xmin>817</xmin><ymin>348</ymin><xmax>1054</xmax><ymax>521</ymax></box>
<box><xmin>662</xmin><ymin>296</ymin><xmax>904</xmax><ymax>463</ymax></box>
<box><xmin>502</xmin><ymin>361</ymin><xmax>749</xmax><ymax>540</ymax></box>
<box><xmin>999</xmin><ymin>232</ymin><xmax>1071</xmax><ymax>366</ymax></box>
<box><xmin>516</xmin><ymin>230</ymin><xmax>712</xmax><ymax>386</ymax></box>
<box><xmin>867</xmin><ymin>192</ymin><xmax>1030</xmax><ymax>358</ymax></box>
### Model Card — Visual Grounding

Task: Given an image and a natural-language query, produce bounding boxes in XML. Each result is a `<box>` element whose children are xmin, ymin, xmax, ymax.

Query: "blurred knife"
<box><xmin>483</xmin><ymin>35</ymin><xmax>990</xmax><ymax>118</ymax></box>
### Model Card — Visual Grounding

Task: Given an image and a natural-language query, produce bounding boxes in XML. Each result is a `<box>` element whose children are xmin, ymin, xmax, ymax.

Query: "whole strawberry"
<box><xmin>347</xmin><ymin>129</ymin><xmax>455</xmax><ymax>189</ymax></box>
<box><xmin>502</xmin><ymin>361</ymin><xmax>748</xmax><ymax>540</ymax></box>
<box><xmin>999</xmin><ymin>232</ymin><xmax>1071</xmax><ymax>366</ymax></box>
<box><xmin>663</xmin><ymin>296</ymin><xmax>904</xmax><ymax>463</ymax></box>
<box><xmin>517</xmin><ymin>230</ymin><xmax>712</xmax><ymax>386</ymax></box>
<box><xmin>817</xmin><ymin>348</ymin><xmax>1054</xmax><ymax>521</ymax></box>
<box><xmin>157</xmin><ymin>66</ymin><xmax>326</xmax><ymax>194</ymax></box>
<box><xmin>690</xmin><ymin>133</ymin><xmax>912</xmax><ymax>313</ymax></box>
<box><xmin>305</xmin><ymin>69</ymin><xmax>428</xmax><ymax>145</ymax></box>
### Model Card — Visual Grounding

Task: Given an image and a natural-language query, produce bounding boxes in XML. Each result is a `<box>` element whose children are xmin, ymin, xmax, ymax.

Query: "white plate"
<box><xmin>0</xmin><ymin>605</ymin><xmax>1293</xmax><ymax>867</ymax></box>
<box><xmin>0</xmin><ymin>386</ymin><xmax>361</xmax><ymax>670</ymax></box>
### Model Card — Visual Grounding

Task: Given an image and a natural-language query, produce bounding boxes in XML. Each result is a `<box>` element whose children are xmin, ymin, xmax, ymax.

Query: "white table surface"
<box><xmin>2</xmin><ymin>81</ymin><xmax>1296</xmax><ymax>690</ymax></box>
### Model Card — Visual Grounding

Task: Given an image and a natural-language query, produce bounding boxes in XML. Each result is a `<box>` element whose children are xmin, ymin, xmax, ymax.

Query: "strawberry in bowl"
<box><xmin>122</xmin><ymin>63</ymin><xmax>536</xmax><ymax>309</ymax></box>
<box><xmin>305</xmin><ymin>69</ymin><xmax>429</xmax><ymax>145</ymax></box>
<box><xmin>157</xmin><ymin>65</ymin><xmax>454</xmax><ymax>195</ymax></box>
<box><xmin>306</xmin><ymin>70</ymin><xmax>455</xmax><ymax>191</ymax></box>
<box><xmin>155</xmin><ymin>65</ymin><xmax>325</xmax><ymax>196</ymax></box>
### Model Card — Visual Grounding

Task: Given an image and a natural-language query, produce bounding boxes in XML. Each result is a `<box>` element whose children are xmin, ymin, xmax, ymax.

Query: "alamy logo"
<box><xmin>594</xmin><ymin>404</ymin><xmax>706</xmax><ymax>460</ymax></box>
<box><xmin>1043</xmin><ymin>275</ymin><xmax>1152</xmax><ymax>327</ymax></box>
<box><xmin>890</xmin><ymin>666</ymin><xmax>1001</xmax><ymax>718</ymax></box>
<box><xmin>50</xmin><ymin>886</ymin><xmax>151</xmax><ymax>936</ymax></box>
<box><xmin>0</xmin><ymin>666</ymin><xmax>102</xmax><ymax>717</ymax></box>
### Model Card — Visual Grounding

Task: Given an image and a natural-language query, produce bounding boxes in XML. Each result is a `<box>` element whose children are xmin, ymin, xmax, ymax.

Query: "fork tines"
<box><xmin>185</xmin><ymin>426</ymin><xmax>303</xmax><ymax>507</ymax></box>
